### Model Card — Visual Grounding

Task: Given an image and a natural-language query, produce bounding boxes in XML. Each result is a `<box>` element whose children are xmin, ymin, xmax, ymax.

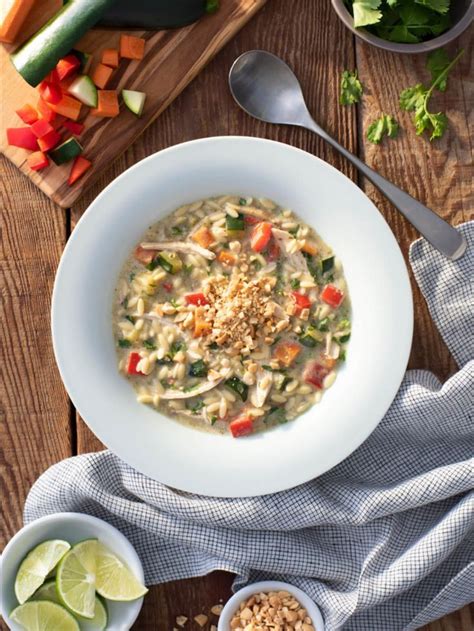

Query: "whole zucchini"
<box><xmin>11</xmin><ymin>0</ymin><xmax>117</xmax><ymax>86</ymax></box>
<box><xmin>100</xmin><ymin>0</ymin><xmax>205</xmax><ymax>29</ymax></box>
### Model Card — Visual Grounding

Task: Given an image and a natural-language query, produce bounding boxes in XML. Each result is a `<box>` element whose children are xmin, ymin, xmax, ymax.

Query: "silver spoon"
<box><xmin>229</xmin><ymin>50</ymin><xmax>466</xmax><ymax>260</ymax></box>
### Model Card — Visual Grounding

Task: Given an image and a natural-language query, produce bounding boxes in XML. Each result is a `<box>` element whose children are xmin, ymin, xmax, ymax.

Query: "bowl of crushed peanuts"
<box><xmin>52</xmin><ymin>136</ymin><xmax>413</xmax><ymax>497</ymax></box>
<box><xmin>218</xmin><ymin>581</ymin><xmax>325</xmax><ymax>631</ymax></box>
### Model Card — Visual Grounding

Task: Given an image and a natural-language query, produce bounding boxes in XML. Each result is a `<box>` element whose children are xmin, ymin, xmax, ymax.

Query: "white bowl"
<box><xmin>0</xmin><ymin>513</ymin><xmax>145</xmax><ymax>630</ymax></box>
<box><xmin>218</xmin><ymin>581</ymin><xmax>325</xmax><ymax>631</ymax></box>
<box><xmin>52</xmin><ymin>136</ymin><xmax>413</xmax><ymax>497</ymax></box>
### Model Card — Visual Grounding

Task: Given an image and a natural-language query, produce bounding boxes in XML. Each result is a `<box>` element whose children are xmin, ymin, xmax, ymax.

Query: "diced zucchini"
<box><xmin>225</xmin><ymin>376</ymin><xmax>248</xmax><ymax>402</ymax></box>
<box><xmin>226</xmin><ymin>214</ymin><xmax>244</xmax><ymax>237</ymax></box>
<box><xmin>67</xmin><ymin>75</ymin><xmax>98</xmax><ymax>107</ymax></box>
<box><xmin>321</xmin><ymin>256</ymin><xmax>335</xmax><ymax>274</ymax></box>
<box><xmin>189</xmin><ymin>360</ymin><xmax>208</xmax><ymax>378</ymax></box>
<box><xmin>122</xmin><ymin>89</ymin><xmax>146</xmax><ymax>117</ymax></box>
<box><xmin>315</xmin><ymin>317</ymin><xmax>329</xmax><ymax>332</ymax></box>
<box><xmin>299</xmin><ymin>326</ymin><xmax>324</xmax><ymax>348</ymax></box>
<box><xmin>49</xmin><ymin>138</ymin><xmax>83</xmax><ymax>165</ymax></box>
<box><xmin>274</xmin><ymin>373</ymin><xmax>291</xmax><ymax>391</ymax></box>
<box><xmin>157</xmin><ymin>251</ymin><xmax>182</xmax><ymax>274</ymax></box>
<box><xmin>336</xmin><ymin>333</ymin><xmax>351</xmax><ymax>343</ymax></box>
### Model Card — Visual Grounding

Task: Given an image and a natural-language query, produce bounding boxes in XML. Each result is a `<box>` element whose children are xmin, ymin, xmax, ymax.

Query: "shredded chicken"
<box><xmin>271</xmin><ymin>228</ymin><xmax>307</xmax><ymax>271</ymax></box>
<box><xmin>160</xmin><ymin>369</ymin><xmax>230</xmax><ymax>399</ymax></box>
<box><xmin>140</xmin><ymin>241</ymin><xmax>215</xmax><ymax>260</ymax></box>
<box><xmin>250</xmin><ymin>368</ymin><xmax>273</xmax><ymax>408</ymax></box>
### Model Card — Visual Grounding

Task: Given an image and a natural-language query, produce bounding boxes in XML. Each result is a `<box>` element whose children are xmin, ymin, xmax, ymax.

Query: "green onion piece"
<box><xmin>118</xmin><ymin>339</ymin><xmax>131</xmax><ymax>348</ymax></box>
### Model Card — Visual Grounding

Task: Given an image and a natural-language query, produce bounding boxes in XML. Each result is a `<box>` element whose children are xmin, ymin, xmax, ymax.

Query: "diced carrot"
<box><xmin>30</xmin><ymin>118</ymin><xmax>54</xmax><ymax>138</ymax></box>
<box><xmin>68</xmin><ymin>156</ymin><xmax>92</xmax><ymax>186</ymax></box>
<box><xmin>120</xmin><ymin>34</ymin><xmax>146</xmax><ymax>60</ymax></box>
<box><xmin>92</xmin><ymin>63</ymin><xmax>114</xmax><ymax>89</ymax></box>
<box><xmin>0</xmin><ymin>0</ymin><xmax>36</xmax><ymax>44</ymax></box>
<box><xmin>90</xmin><ymin>90</ymin><xmax>119</xmax><ymax>118</ymax></box>
<box><xmin>16</xmin><ymin>104</ymin><xmax>38</xmax><ymax>125</ymax></box>
<box><xmin>37</xmin><ymin>129</ymin><xmax>62</xmax><ymax>152</ymax></box>
<box><xmin>27</xmin><ymin>151</ymin><xmax>49</xmax><ymax>171</ymax></box>
<box><xmin>192</xmin><ymin>225</ymin><xmax>214</xmax><ymax>249</ymax></box>
<box><xmin>37</xmin><ymin>98</ymin><xmax>56</xmax><ymax>123</ymax></box>
<box><xmin>217</xmin><ymin>250</ymin><xmax>236</xmax><ymax>266</ymax></box>
<box><xmin>46</xmin><ymin>95</ymin><xmax>82</xmax><ymax>121</ymax></box>
<box><xmin>274</xmin><ymin>341</ymin><xmax>302</xmax><ymax>367</ymax></box>
<box><xmin>302</xmin><ymin>241</ymin><xmax>318</xmax><ymax>256</ymax></box>
<box><xmin>101</xmin><ymin>48</ymin><xmax>119</xmax><ymax>68</ymax></box>
<box><xmin>193</xmin><ymin>307</ymin><xmax>211</xmax><ymax>338</ymax></box>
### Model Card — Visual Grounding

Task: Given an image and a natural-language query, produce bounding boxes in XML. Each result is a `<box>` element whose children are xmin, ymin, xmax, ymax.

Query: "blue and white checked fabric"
<box><xmin>25</xmin><ymin>223</ymin><xmax>474</xmax><ymax>631</ymax></box>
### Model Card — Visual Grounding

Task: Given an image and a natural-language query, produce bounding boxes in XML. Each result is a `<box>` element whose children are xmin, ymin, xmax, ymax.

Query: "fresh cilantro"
<box><xmin>129</xmin><ymin>272</ymin><xmax>135</xmax><ymax>282</ymax></box>
<box><xmin>340</xmin><ymin>70</ymin><xmax>363</xmax><ymax>105</ymax></box>
<box><xmin>426</xmin><ymin>48</ymin><xmax>451</xmax><ymax>91</ymax></box>
<box><xmin>143</xmin><ymin>339</ymin><xmax>156</xmax><ymax>350</ymax></box>
<box><xmin>188</xmin><ymin>399</ymin><xmax>205</xmax><ymax>414</ymax></box>
<box><xmin>266</xmin><ymin>407</ymin><xmax>287</xmax><ymax>425</ymax></box>
<box><xmin>210</xmin><ymin>415</ymin><xmax>218</xmax><ymax>425</ymax></box>
<box><xmin>183</xmin><ymin>264</ymin><xmax>193</xmax><ymax>275</ymax></box>
<box><xmin>288</xmin><ymin>225</ymin><xmax>300</xmax><ymax>236</ymax></box>
<box><xmin>251</xmin><ymin>259</ymin><xmax>262</xmax><ymax>271</ymax></box>
<box><xmin>124</xmin><ymin>315</ymin><xmax>135</xmax><ymax>324</ymax></box>
<box><xmin>352</xmin><ymin>0</ymin><xmax>382</xmax><ymax>28</ymax></box>
<box><xmin>290</xmin><ymin>278</ymin><xmax>301</xmax><ymax>289</ymax></box>
<box><xmin>170</xmin><ymin>298</ymin><xmax>180</xmax><ymax>308</ymax></box>
<box><xmin>367</xmin><ymin>114</ymin><xmax>399</xmax><ymax>144</ymax></box>
<box><xmin>239</xmin><ymin>197</ymin><xmax>247</xmax><ymax>205</ymax></box>
<box><xmin>169</xmin><ymin>340</ymin><xmax>186</xmax><ymax>358</ymax></box>
<box><xmin>400</xmin><ymin>49</ymin><xmax>463</xmax><ymax>140</ymax></box>
<box><xmin>118</xmin><ymin>339</ymin><xmax>131</xmax><ymax>348</ymax></box>
<box><xmin>171</xmin><ymin>226</ymin><xmax>183</xmax><ymax>236</ymax></box>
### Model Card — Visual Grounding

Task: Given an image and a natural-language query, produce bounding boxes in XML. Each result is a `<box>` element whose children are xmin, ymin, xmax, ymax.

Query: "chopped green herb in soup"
<box><xmin>113</xmin><ymin>196</ymin><xmax>351</xmax><ymax>437</ymax></box>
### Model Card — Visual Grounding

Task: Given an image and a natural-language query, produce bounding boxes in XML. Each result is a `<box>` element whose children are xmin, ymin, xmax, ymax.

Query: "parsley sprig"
<box><xmin>400</xmin><ymin>48</ymin><xmax>463</xmax><ymax>140</ymax></box>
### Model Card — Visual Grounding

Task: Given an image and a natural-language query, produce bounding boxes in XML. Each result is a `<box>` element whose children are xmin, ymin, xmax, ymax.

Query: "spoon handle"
<box><xmin>305</xmin><ymin>119</ymin><xmax>466</xmax><ymax>260</ymax></box>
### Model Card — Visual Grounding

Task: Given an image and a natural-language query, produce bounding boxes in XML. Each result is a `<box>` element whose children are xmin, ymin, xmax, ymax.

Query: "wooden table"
<box><xmin>1</xmin><ymin>1</ymin><xmax>472</xmax><ymax>629</ymax></box>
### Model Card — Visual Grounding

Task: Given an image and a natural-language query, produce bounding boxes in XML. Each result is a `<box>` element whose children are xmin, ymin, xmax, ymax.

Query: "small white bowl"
<box><xmin>0</xmin><ymin>512</ymin><xmax>145</xmax><ymax>631</ymax></box>
<box><xmin>218</xmin><ymin>581</ymin><xmax>325</xmax><ymax>631</ymax></box>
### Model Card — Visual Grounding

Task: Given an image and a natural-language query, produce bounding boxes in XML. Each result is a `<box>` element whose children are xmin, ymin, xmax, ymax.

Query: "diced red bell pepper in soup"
<box><xmin>27</xmin><ymin>151</ymin><xmax>49</xmax><ymax>171</ymax></box>
<box><xmin>250</xmin><ymin>221</ymin><xmax>273</xmax><ymax>252</ymax></box>
<box><xmin>320</xmin><ymin>284</ymin><xmax>344</xmax><ymax>308</ymax></box>
<box><xmin>303</xmin><ymin>361</ymin><xmax>331</xmax><ymax>389</ymax></box>
<box><xmin>6</xmin><ymin>127</ymin><xmax>39</xmax><ymax>151</ymax></box>
<box><xmin>16</xmin><ymin>104</ymin><xmax>38</xmax><ymax>124</ymax></box>
<box><xmin>230</xmin><ymin>414</ymin><xmax>254</xmax><ymax>438</ymax></box>
<box><xmin>292</xmin><ymin>291</ymin><xmax>311</xmax><ymax>314</ymax></box>
<box><xmin>185</xmin><ymin>293</ymin><xmax>208</xmax><ymax>306</ymax></box>
<box><xmin>134</xmin><ymin>246</ymin><xmax>156</xmax><ymax>265</ymax></box>
<box><xmin>266</xmin><ymin>238</ymin><xmax>280</xmax><ymax>261</ymax></box>
<box><xmin>127</xmin><ymin>352</ymin><xmax>144</xmax><ymax>376</ymax></box>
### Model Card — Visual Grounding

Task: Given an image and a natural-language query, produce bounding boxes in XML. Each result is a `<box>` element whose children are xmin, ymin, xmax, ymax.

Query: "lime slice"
<box><xmin>14</xmin><ymin>540</ymin><xmax>71</xmax><ymax>604</ymax></box>
<box><xmin>95</xmin><ymin>541</ymin><xmax>148</xmax><ymax>601</ymax></box>
<box><xmin>56</xmin><ymin>539</ymin><xmax>97</xmax><ymax>619</ymax></box>
<box><xmin>32</xmin><ymin>581</ymin><xmax>108</xmax><ymax>631</ymax></box>
<box><xmin>10</xmin><ymin>600</ymin><xmax>80</xmax><ymax>631</ymax></box>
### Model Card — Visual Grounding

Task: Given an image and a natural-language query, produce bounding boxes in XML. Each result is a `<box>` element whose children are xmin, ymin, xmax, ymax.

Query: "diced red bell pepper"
<box><xmin>162</xmin><ymin>282</ymin><xmax>173</xmax><ymax>293</ymax></box>
<box><xmin>27</xmin><ymin>151</ymin><xmax>49</xmax><ymax>171</ymax></box>
<box><xmin>16</xmin><ymin>104</ymin><xmax>38</xmax><ymax>125</ymax></box>
<box><xmin>134</xmin><ymin>246</ymin><xmax>156</xmax><ymax>265</ymax></box>
<box><xmin>303</xmin><ymin>361</ymin><xmax>331</xmax><ymax>390</ymax></box>
<box><xmin>185</xmin><ymin>292</ymin><xmax>208</xmax><ymax>306</ymax></box>
<box><xmin>68</xmin><ymin>156</ymin><xmax>92</xmax><ymax>186</ymax></box>
<box><xmin>37</xmin><ymin>98</ymin><xmax>56</xmax><ymax>123</ymax></box>
<box><xmin>38</xmin><ymin>81</ymin><xmax>62</xmax><ymax>105</ymax></box>
<box><xmin>127</xmin><ymin>352</ymin><xmax>144</xmax><ymax>376</ymax></box>
<box><xmin>229</xmin><ymin>414</ymin><xmax>254</xmax><ymax>438</ymax></box>
<box><xmin>320</xmin><ymin>284</ymin><xmax>344</xmax><ymax>309</ymax></box>
<box><xmin>6</xmin><ymin>127</ymin><xmax>39</xmax><ymax>151</ymax></box>
<box><xmin>46</xmin><ymin>68</ymin><xmax>61</xmax><ymax>84</ymax></box>
<box><xmin>63</xmin><ymin>120</ymin><xmax>84</xmax><ymax>136</ymax></box>
<box><xmin>266</xmin><ymin>238</ymin><xmax>280</xmax><ymax>261</ymax></box>
<box><xmin>243</xmin><ymin>215</ymin><xmax>260</xmax><ymax>225</ymax></box>
<box><xmin>30</xmin><ymin>118</ymin><xmax>54</xmax><ymax>138</ymax></box>
<box><xmin>37</xmin><ymin>129</ymin><xmax>62</xmax><ymax>152</ymax></box>
<box><xmin>292</xmin><ymin>291</ymin><xmax>311</xmax><ymax>315</ymax></box>
<box><xmin>56</xmin><ymin>54</ymin><xmax>81</xmax><ymax>81</ymax></box>
<box><xmin>250</xmin><ymin>221</ymin><xmax>273</xmax><ymax>252</ymax></box>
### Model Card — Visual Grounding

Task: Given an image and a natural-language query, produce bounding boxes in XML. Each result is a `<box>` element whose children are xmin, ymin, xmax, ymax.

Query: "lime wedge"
<box><xmin>14</xmin><ymin>540</ymin><xmax>71</xmax><ymax>604</ymax></box>
<box><xmin>31</xmin><ymin>580</ymin><xmax>107</xmax><ymax>631</ymax></box>
<box><xmin>10</xmin><ymin>600</ymin><xmax>80</xmax><ymax>631</ymax></box>
<box><xmin>95</xmin><ymin>541</ymin><xmax>148</xmax><ymax>601</ymax></box>
<box><xmin>56</xmin><ymin>539</ymin><xmax>97</xmax><ymax>619</ymax></box>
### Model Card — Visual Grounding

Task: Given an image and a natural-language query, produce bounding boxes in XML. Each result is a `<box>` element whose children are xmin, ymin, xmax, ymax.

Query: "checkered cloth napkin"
<box><xmin>25</xmin><ymin>223</ymin><xmax>474</xmax><ymax>631</ymax></box>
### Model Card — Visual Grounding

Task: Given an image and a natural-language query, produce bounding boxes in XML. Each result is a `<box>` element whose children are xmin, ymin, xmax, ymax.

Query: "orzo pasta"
<box><xmin>113</xmin><ymin>195</ymin><xmax>351</xmax><ymax>437</ymax></box>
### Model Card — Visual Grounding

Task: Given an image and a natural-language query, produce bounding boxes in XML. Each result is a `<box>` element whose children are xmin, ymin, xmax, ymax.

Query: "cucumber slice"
<box><xmin>68</xmin><ymin>76</ymin><xmax>98</xmax><ymax>108</ymax></box>
<box><xmin>50</xmin><ymin>138</ymin><xmax>83</xmax><ymax>165</ymax></box>
<box><xmin>11</xmin><ymin>0</ymin><xmax>116</xmax><ymax>87</ymax></box>
<box><xmin>122</xmin><ymin>90</ymin><xmax>146</xmax><ymax>117</ymax></box>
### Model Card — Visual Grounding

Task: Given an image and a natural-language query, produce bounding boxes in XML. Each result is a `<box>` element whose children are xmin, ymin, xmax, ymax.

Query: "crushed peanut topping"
<box><xmin>200</xmin><ymin>270</ymin><xmax>284</xmax><ymax>353</ymax></box>
<box><xmin>230</xmin><ymin>590</ymin><xmax>315</xmax><ymax>631</ymax></box>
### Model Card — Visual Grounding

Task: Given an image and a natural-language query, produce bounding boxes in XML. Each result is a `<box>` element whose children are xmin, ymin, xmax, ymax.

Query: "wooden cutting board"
<box><xmin>0</xmin><ymin>0</ymin><xmax>267</xmax><ymax>208</ymax></box>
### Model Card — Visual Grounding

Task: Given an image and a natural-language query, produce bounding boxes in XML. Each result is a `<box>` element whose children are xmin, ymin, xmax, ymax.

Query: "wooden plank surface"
<box><xmin>0</xmin><ymin>0</ymin><xmax>266</xmax><ymax>208</ymax></box>
<box><xmin>1</xmin><ymin>1</ymin><xmax>473</xmax><ymax>629</ymax></box>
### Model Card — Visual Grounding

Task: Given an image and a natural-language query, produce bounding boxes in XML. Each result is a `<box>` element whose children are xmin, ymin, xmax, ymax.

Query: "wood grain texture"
<box><xmin>0</xmin><ymin>0</ymin><xmax>267</xmax><ymax>208</ymax></box>
<box><xmin>1</xmin><ymin>1</ymin><xmax>473</xmax><ymax>630</ymax></box>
